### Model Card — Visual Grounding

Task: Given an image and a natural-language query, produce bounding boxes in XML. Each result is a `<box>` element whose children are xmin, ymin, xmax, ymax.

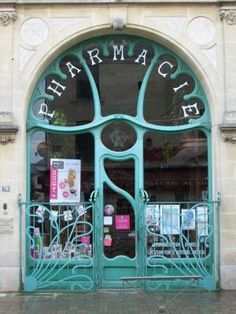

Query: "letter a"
<box><xmin>134</xmin><ymin>49</ymin><xmax>148</xmax><ymax>66</ymax></box>
<box><xmin>66</xmin><ymin>62</ymin><xmax>81</xmax><ymax>78</ymax></box>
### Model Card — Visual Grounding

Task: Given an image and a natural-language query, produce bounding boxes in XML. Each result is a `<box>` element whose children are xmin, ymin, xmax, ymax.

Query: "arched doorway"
<box><xmin>24</xmin><ymin>35</ymin><xmax>217</xmax><ymax>292</ymax></box>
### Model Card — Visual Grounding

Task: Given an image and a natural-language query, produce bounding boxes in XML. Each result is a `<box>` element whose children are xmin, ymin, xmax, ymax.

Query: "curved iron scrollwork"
<box><xmin>145</xmin><ymin>201</ymin><xmax>217</xmax><ymax>291</ymax></box>
<box><xmin>24</xmin><ymin>202</ymin><xmax>95</xmax><ymax>292</ymax></box>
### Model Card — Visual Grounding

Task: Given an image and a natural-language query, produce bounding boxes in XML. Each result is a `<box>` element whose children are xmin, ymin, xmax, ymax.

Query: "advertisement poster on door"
<box><xmin>50</xmin><ymin>159</ymin><xmax>81</xmax><ymax>203</ymax></box>
<box><xmin>115</xmin><ymin>215</ymin><xmax>130</xmax><ymax>231</ymax></box>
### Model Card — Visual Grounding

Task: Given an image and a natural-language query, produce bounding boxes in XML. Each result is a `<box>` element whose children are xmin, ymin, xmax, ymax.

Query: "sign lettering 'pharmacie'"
<box><xmin>38</xmin><ymin>43</ymin><xmax>200</xmax><ymax>121</ymax></box>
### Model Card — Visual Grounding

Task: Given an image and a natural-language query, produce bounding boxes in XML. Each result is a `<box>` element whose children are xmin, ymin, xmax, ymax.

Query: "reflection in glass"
<box><xmin>30</xmin><ymin>131</ymin><xmax>94</xmax><ymax>202</ymax></box>
<box><xmin>84</xmin><ymin>41</ymin><xmax>153</xmax><ymax>117</ymax></box>
<box><xmin>144</xmin><ymin>131</ymin><xmax>208</xmax><ymax>201</ymax></box>
<box><xmin>104</xmin><ymin>159</ymin><xmax>135</xmax><ymax>197</ymax></box>
<box><xmin>144</xmin><ymin>55</ymin><xmax>204</xmax><ymax>126</ymax></box>
<box><xmin>29</xmin><ymin>203</ymin><xmax>93</xmax><ymax>261</ymax></box>
<box><xmin>33</xmin><ymin>56</ymin><xmax>95</xmax><ymax>126</ymax></box>
<box><xmin>146</xmin><ymin>203</ymin><xmax>210</xmax><ymax>262</ymax></box>
<box><xmin>103</xmin><ymin>185</ymin><xmax>135</xmax><ymax>259</ymax></box>
<box><xmin>101</xmin><ymin>122</ymin><xmax>137</xmax><ymax>152</ymax></box>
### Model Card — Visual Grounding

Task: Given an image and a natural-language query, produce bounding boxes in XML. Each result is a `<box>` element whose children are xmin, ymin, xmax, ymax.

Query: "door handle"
<box><xmin>139</xmin><ymin>189</ymin><xmax>149</xmax><ymax>203</ymax></box>
<box><xmin>143</xmin><ymin>190</ymin><xmax>149</xmax><ymax>202</ymax></box>
<box><xmin>89</xmin><ymin>189</ymin><xmax>99</xmax><ymax>202</ymax></box>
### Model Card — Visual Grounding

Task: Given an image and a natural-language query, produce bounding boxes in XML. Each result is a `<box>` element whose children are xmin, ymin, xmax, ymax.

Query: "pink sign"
<box><xmin>115</xmin><ymin>215</ymin><xmax>130</xmax><ymax>230</ymax></box>
<box><xmin>50</xmin><ymin>167</ymin><xmax>58</xmax><ymax>201</ymax></box>
<box><xmin>80</xmin><ymin>236</ymin><xmax>91</xmax><ymax>245</ymax></box>
<box><xmin>104</xmin><ymin>238</ymin><xmax>112</xmax><ymax>247</ymax></box>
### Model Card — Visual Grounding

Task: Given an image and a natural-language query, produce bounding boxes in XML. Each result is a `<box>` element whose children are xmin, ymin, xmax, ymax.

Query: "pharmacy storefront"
<box><xmin>20</xmin><ymin>33</ymin><xmax>220</xmax><ymax>292</ymax></box>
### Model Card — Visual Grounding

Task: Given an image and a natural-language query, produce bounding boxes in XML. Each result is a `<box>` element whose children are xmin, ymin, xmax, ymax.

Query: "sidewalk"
<box><xmin>0</xmin><ymin>289</ymin><xmax>235</xmax><ymax>314</ymax></box>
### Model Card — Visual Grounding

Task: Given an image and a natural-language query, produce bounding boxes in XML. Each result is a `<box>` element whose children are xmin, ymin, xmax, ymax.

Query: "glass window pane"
<box><xmin>103</xmin><ymin>158</ymin><xmax>135</xmax><ymax>259</ymax></box>
<box><xmin>146</xmin><ymin>203</ymin><xmax>210</xmax><ymax>260</ymax></box>
<box><xmin>32</xmin><ymin>56</ymin><xmax>95</xmax><ymax>126</ymax></box>
<box><xmin>29</xmin><ymin>203</ymin><xmax>94</xmax><ymax>261</ymax></box>
<box><xmin>83</xmin><ymin>40</ymin><xmax>153</xmax><ymax>117</ymax></box>
<box><xmin>103</xmin><ymin>184</ymin><xmax>135</xmax><ymax>259</ymax></box>
<box><xmin>104</xmin><ymin>159</ymin><xmax>135</xmax><ymax>197</ymax></box>
<box><xmin>30</xmin><ymin>131</ymin><xmax>94</xmax><ymax>202</ymax></box>
<box><xmin>144</xmin><ymin>55</ymin><xmax>205</xmax><ymax>126</ymax></box>
<box><xmin>144</xmin><ymin>131</ymin><xmax>208</xmax><ymax>201</ymax></box>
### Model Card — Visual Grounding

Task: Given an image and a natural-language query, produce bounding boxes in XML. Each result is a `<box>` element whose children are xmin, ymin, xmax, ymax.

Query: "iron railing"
<box><xmin>19</xmin><ymin>200</ymin><xmax>96</xmax><ymax>292</ymax></box>
<box><xmin>143</xmin><ymin>200</ymin><xmax>219</xmax><ymax>291</ymax></box>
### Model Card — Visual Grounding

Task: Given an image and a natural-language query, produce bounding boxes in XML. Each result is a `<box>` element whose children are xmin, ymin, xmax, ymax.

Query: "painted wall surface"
<box><xmin>0</xmin><ymin>2</ymin><xmax>235</xmax><ymax>290</ymax></box>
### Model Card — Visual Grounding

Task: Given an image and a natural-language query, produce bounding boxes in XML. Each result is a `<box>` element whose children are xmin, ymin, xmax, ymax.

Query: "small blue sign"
<box><xmin>2</xmin><ymin>186</ymin><xmax>10</xmax><ymax>192</ymax></box>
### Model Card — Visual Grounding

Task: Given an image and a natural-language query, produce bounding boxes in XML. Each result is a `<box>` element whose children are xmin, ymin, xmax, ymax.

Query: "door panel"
<box><xmin>103</xmin><ymin>185</ymin><xmax>135</xmax><ymax>259</ymax></box>
<box><xmin>99</xmin><ymin>157</ymin><xmax>139</xmax><ymax>287</ymax></box>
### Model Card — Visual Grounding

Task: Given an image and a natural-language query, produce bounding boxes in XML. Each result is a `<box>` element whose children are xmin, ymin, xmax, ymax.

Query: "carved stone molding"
<box><xmin>0</xmin><ymin>112</ymin><xmax>18</xmax><ymax>145</ymax></box>
<box><xmin>0</xmin><ymin>125</ymin><xmax>19</xmax><ymax>144</ymax></box>
<box><xmin>219</xmin><ymin>9</ymin><xmax>236</xmax><ymax>25</ymax></box>
<box><xmin>112</xmin><ymin>17</ymin><xmax>125</xmax><ymax>31</ymax></box>
<box><xmin>220</xmin><ymin>124</ymin><xmax>236</xmax><ymax>143</ymax></box>
<box><xmin>109</xmin><ymin>5</ymin><xmax>127</xmax><ymax>31</ymax></box>
<box><xmin>0</xmin><ymin>9</ymin><xmax>17</xmax><ymax>27</ymax></box>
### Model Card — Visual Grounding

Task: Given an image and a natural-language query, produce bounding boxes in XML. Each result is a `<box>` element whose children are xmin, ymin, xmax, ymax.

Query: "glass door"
<box><xmin>97</xmin><ymin>122</ymin><xmax>141</xmax><ymax>288</ymax></box>
<box><xmin>99</xmin><ymin>159</ymin><xmax>138</xmax><ymax>287</ymax></box>
<box><xmin>103</xmin><ymin>159</ymin><xmax>136</xmax><ymax>260</ymax></box>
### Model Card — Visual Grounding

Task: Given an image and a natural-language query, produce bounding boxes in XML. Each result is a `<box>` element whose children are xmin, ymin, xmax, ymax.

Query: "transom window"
<box><xmin>28</xmin><ymin>35</ymin><xmax>209</xmax><ymax>130</ymax></box>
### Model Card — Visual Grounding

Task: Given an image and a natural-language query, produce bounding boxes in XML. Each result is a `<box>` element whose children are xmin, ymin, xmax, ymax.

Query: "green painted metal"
<box><xmin>21</xmin><ymin>201</ymin><xmax>96</xmax><ymax>292</ymax></box>
<box><xmin>25</xmin><ymin>34</ymin><xmax>217</xmax><ymax>291</ymax></box>
<box><xmin>143</xmin><ymin>200</ymin><xmax>219</xmax><ymax>291</ymax></box>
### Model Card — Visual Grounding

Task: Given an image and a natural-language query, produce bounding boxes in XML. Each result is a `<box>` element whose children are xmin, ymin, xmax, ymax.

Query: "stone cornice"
<box><xmin>2</xmin><ymin>0</ymin><xmax>236</xmax><ymax>4</ymax></box>
<box><xmin>0</xmin><ymin>112</ymin><xmax>18</xmax><ymax>144</ymax></box>
<box><xmin>219</xmin><ymin>124</ymin><xmax>236</xmax><ymax>143</ymax></box>
<box><xmin>0</xmin><ymin>9</ymin><xmax>17</xmax><ymax>26</ymax></box>
<box><xmin>220</xmin><ymin>8</ymin><xmax>236</xmax><ymax>24</ymax></box>
<box><xmin>0</xmin><ymin>125</ymin><xmax>19</xmax><ymax>144</ymax></box>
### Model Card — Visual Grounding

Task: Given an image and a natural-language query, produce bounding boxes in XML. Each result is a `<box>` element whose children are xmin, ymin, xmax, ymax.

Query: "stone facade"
<box><xmin>0</xmin><ymin>0</ymin><xmax>236</xmax><ymax>291</ymax></box>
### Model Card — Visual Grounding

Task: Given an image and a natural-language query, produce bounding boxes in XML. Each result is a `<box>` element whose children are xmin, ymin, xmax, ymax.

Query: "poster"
<box><xmin>104</xmin><ymin>216</ymin><xmax>113</xmax><ymax>225</ymax></box>
<box><xmin>63</xmin><ymin>210</ymin><xmax>73</xmax><ymax>221</ymax></box>
<box><xmin>160</xmin><ymin>205</ymin><xmax>180</xmax><ymax>235</ymax></box>
<box><xmin>104</xmin><ymin>234</ymin><xmax>112</xmax><ymax>247</ymax></box>
<box><xmin>197</xmin><ymin>206</ymin><xmax>208</xmax><ymax>236</ymax></box>
<box><xmin>146</xmin><ymin>204</ymin><xmax>159</xmax><ymax>224</ymax></box>
<box><xmin>182</xmin><ymin>209</ymin><xmax>195</xmax><ymax>230</ymax></box>
<box><xmin>80</xmin><ymin>236</ymin><xmax>91</xmax><ymax>245</ymax></box>
<box><xmin>115</xmin><ymin>215</ymin><xmax>130</xmax><ymax>230</ymax></box>
<box><xmin>50</xmin><ymin>159</ymin><xmax>81</xmax><ymax>203</ymax></box>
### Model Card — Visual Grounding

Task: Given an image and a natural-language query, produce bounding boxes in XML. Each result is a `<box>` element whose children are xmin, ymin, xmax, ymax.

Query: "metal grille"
<box><xmin>20</xmin><ymin>201</ymin><xmax>96</xmax><ymax>292</ymax></box>
<box><xmin>144</xmin><ymin>201</ymin><xmax>218</xmax><ymax>291</ymax></box>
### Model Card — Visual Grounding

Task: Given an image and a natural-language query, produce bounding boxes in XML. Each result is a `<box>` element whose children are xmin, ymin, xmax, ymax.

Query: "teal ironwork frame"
<box><xmin>20</xmin><ymin>201</ymin><xmax>96</xmax><ymax>292</ymax></box>
<box><xmin>25</xmin><ymin>34</ymin><xmax>217</xmax><ymax>291</ymax></box>
<box><xmin>142</xmin><ymin>200</ymin><xmax>219</xmax><ymax>291</ymax></box>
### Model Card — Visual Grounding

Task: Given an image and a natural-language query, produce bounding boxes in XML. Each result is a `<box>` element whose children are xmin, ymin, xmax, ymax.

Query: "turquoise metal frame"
<box><xmin>24</xmin><ymin>35</ymin><xmax>218</xmax><ymax>291</ymax></box>
<box><xmin>143</xmin><ymin>200</ymin><xmax>219</xmax><ymax>291</ymax></box>
<box><xmin>20</xmin><ymin>201</ymin><xmax>96</xmax><ymax>292</ymax></box>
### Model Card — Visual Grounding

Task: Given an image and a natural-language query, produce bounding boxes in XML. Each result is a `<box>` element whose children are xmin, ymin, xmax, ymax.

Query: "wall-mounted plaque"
<box><xmin>0</xmin><ymin>217</ymin><xmax>13</xmax><ymax>234</ymax></box>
